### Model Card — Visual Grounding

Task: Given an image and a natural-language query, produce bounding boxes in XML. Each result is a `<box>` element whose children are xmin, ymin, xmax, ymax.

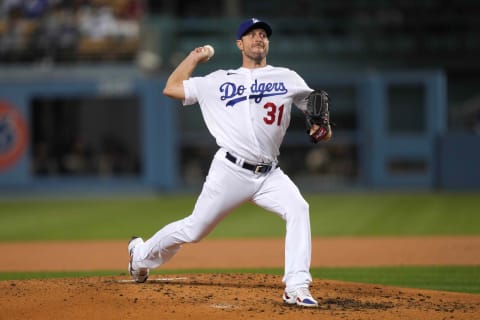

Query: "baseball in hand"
<box><xmin>203</xmin><ymin>44</ymin><xmax>215</xmax><ymax>60</ymax></box>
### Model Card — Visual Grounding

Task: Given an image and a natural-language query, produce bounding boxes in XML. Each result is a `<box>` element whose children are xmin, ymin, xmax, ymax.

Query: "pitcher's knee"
<box><xmin>183</xmin><ymin>229</ymin><xmax>205</xmax><ymax>243</ymax></box>
<box><xmin>189</xmin><ymin>233</ymin><xmax>205</xmax><ymax>243</ymax></box>
<box><xmin>183</xmin><ymin>220</ymin><xmax>214</xmax><ymax>243</ymax></box>
<box><xmin>286</xmin><ymin>199</ymin><xmax>310</xmax><ymax>221</ymax></box>
<box><xmin>297</xmin><ymin>198</ymin><xmax>309</xmax><ymax>215</ymax></box>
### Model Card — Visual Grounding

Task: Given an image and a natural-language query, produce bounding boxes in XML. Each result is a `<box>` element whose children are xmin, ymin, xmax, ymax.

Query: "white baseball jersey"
<box><xmin>183</xmin><ymin>65</ymin><xmax>313</xmax><ymax>163</ymax></box>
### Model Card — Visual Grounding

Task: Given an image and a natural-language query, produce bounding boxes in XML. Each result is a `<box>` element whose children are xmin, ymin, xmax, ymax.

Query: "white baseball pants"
<box><xmin>132</xmin><ymin>148</ymin><xmax>313</xmax><ymax>290</ymax></box>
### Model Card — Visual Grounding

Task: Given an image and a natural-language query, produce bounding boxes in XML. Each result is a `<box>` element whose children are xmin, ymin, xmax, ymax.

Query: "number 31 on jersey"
<box><xmin>263</xmin><ymin>102</ymin><xmax>284</xmax><ymax>126</ymax></box>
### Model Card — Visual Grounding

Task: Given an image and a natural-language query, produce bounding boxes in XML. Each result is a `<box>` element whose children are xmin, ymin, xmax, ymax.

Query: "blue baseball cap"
<box><xmin>236</xmin><ymin>18</ymin><xmax>272</xmax><ymax>40</ymax></box>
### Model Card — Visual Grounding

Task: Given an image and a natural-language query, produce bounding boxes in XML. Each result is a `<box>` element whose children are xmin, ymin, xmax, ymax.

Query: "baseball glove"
<box><xmin>305</xmin><ymin>90</ymin><xmax>332</xmax><ymax>143</ymax></box>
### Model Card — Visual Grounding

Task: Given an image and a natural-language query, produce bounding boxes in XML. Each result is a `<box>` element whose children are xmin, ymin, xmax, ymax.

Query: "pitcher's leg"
<box><xmin>132</xmin><ymin>152</ymin><xmax>254</xmax><ymax>270</ymax></box>
<box><xmin>134</xmin><ymin>184</ymin><xmax>237</xmax><ymax>269</ymax></box>
<box><xmin>132</xmin><ymin>218</ymin><xmax>188</xmax><ymax>269</ymax></box>
<box><xmin>252</xmin><ymin>168</ymin><xmax>312</xmax><ymax>291</ymax></box>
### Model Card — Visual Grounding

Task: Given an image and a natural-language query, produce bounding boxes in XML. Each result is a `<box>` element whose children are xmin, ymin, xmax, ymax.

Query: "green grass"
<box><xmin>0</xmin><ymin>270</ymin><xmax>118</xmax><ymax>281</ymax></box>
<box><xmin>1</xmin><ymin>266</ymin><xmax>478</xmax><ymax>294</ymax></box>
<box><xmin>0</xmin><ymin>193</ymin><xmax>479</xmax><ymax>241</ymax></box>
<box><xmin>311</xmin><ymin>266</ymin><xmax>480</xmax><ymax>294</ymax></box>
<box><xmin>1</xmin><ymin>193</ymin><xmax>478</xmax><ymax>294</ymax></box>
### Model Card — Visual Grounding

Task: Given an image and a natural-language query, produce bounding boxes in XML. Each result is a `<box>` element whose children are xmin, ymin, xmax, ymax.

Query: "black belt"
<box><xmin>225</xmin><ymin>152</ymin><xmax>273</xmax><ymax>174</ymax></box>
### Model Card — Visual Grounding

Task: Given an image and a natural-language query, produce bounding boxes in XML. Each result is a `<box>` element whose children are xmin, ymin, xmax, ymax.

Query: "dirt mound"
<box><xmin>2</xmin><ymin>273</ymin><xmax>479</xmax><ymax>320</ymax></box>
<box><xmin>2</xmin><ymin>237</ymin><xmax>480</xmax><ymax>319</ymax></box>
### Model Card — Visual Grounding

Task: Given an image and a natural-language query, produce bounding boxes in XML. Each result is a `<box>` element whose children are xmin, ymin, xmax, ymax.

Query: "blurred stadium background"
<box><xmin>1</xmin><ymin>0</ymin><xmax>479</xmax><ymax>195</ymax></box>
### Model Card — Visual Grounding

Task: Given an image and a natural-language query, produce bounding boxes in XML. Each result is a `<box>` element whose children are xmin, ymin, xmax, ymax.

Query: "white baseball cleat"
<box><xmin>282</xmin><ymin>287</ymin><xmax>318</xmax><ymax>307</ymax></box>
<box><xmin>128</xmin><ymin>236</ymin><xmax>149</xmax><ymax>283</ymax></box>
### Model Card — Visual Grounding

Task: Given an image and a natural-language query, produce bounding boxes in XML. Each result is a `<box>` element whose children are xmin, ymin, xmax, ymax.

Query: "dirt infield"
<box><xmin>1</xmin><ymin>236</ymin><xmax>479</xmax><ymax>319</ymax></box>
<box><xmin>2</xmin><ymin>273</ymin><xmax>479</xmax><ymax>320</ymax></box>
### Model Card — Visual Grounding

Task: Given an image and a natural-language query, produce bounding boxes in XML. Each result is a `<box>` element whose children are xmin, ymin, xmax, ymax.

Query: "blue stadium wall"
<box><xmin>0</xmin><ymin>66</ymin><xmax>478</xmax><ymax>193</ymax></box>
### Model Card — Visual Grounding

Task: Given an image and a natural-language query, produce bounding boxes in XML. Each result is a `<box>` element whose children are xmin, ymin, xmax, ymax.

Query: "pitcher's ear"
<box><xmin>236</xmin><ymin>40</ymin><xmax>243</xmax><ymax>51</ymax></box>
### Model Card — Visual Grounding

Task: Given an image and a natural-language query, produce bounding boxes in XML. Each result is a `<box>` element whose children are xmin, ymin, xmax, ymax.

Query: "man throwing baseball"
<box><xmin>128</xmin><ymin>17</ymin><xmax>332</xmax><ymax>307</ymax></box>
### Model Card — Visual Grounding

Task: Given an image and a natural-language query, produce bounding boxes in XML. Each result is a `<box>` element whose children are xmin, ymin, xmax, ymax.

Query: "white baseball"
<box><xmin>203</xmin><ymin>45</ymin><xmax>215</xmax><ymax>60</ymax></box>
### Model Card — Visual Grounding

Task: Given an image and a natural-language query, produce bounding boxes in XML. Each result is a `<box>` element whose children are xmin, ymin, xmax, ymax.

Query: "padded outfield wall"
<box><xmin>0</xmin><ymin>66</ymin><xmax>477</xmax><ymax>192</ymax></box>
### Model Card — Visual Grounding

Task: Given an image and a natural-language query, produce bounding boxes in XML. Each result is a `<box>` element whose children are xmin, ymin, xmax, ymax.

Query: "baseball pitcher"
<box><xmin>128</xmin><ymin>17</ymin><xmax>332</xmax><ymax>307</ymax></box>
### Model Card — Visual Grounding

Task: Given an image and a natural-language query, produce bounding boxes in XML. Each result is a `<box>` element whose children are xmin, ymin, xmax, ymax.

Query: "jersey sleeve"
<box><xmin>183</xmin><ymin>70</ymin><xmax>226</xmax><ymax>106</ymax></box>
<box><xmin>291</xmin><ymin>71</ymin><xmax>313</xmax><ymax>112</ymax></box>
<box><xmin>182</xmin><ymin>78</ymin><xmax>199</xmax><ymax>106</ymax></box>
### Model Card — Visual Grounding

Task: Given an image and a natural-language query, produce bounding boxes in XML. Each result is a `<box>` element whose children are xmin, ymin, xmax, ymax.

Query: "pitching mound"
<box><xmin>2</xmin><ymin>273</ymin><xmax>479</xmax><ymax>320</ymax></box>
